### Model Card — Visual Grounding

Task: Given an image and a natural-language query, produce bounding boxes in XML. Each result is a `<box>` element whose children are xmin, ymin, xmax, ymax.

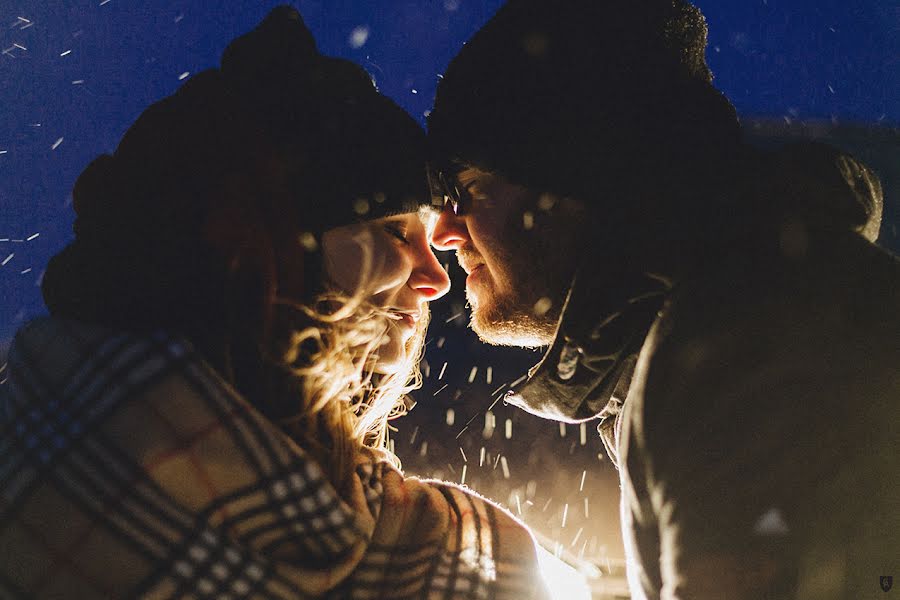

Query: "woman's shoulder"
<box><xmin>1</xmin><ymin>316</ymin><xmax>227</xmax><ymax>434</ymax></box>
<box><xmin>7</xmin><ymin>316</ymin><xmax>201</xmax><ymax>390</ymax></box>
<box><xmin>8</xmin><ymin>316</ymin><xmax>198</xmax><ymax>371</ymax></box>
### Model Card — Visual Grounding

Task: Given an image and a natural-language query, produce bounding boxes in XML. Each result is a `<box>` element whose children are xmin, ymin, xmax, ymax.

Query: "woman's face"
<box><xmin>322</xmin><ymin>210</ymin><xmax>450</xmax><ymax>372</ymax></box>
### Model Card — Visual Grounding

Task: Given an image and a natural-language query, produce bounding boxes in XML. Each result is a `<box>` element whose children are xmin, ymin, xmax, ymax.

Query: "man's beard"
<box><xmin>468</xmin><ymin>285</ymin><xmax>557</xmax><ymax>348</ymax></box>
<box><xmin>465</xmin><ymin>232</ymin><xmax>573</xmax><ymax>349</ymax></box>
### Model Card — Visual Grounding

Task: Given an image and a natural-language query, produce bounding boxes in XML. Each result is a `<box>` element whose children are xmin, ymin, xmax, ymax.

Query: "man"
<box><xmin>428</xmin><ymin>0</ymin><xmax>900</xmax><ymax>598</ymax></box>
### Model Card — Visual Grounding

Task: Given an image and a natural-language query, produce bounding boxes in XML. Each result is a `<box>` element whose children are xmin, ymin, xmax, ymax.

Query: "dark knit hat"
<box><xmin>43</xmin><ymin>6</ymin><xmax>427</xmax><ymax>331</ymax></box>
<box><xmin>428</xmin><ymin>0</ymin><xmax>742</xmax><ymax>207</ymax></box>
<box><xmin>72</xmin><ymin>6</ymin><xmax>426</xmax><ymax>246</ymax></box>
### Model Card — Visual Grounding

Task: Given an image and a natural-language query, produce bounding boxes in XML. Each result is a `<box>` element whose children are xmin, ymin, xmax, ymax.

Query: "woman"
<box><xmin>0</xmin><ymin>8</ymin><xmax>551</xmax><ymax>599</ymax></box>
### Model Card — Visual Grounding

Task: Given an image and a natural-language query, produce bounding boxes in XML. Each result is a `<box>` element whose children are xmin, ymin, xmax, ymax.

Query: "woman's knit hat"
<box><xmin>43</xmin><ymin>6</ymin><xmax>427</xmax><ymax>330</ymax></box>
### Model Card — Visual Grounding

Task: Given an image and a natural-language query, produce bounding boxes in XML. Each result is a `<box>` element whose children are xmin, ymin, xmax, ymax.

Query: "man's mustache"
<box><xmin>455</xmin><ymin>247</ymin><xmax>485</xmax><ymax>274</ymax></box>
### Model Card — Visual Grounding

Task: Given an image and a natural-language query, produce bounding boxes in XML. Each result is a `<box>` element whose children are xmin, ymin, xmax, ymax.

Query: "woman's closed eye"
<box><xmin>382</xmin><ymin>221</ymin><xmax>410</xmax><ymax>244</ymax></box>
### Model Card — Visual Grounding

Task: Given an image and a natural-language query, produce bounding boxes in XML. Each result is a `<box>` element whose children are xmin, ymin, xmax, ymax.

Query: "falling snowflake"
<box><xmin>348</xmin><ymin>26</ymin><xmax>369</xmax><ymax>49</ymax></box>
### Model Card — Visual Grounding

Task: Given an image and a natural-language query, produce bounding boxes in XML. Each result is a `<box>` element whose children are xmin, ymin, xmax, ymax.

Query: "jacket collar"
<box><xmin>505</xmin><ymin>259</ymin><xmax>670</xmax><ymax>422</ymax></box>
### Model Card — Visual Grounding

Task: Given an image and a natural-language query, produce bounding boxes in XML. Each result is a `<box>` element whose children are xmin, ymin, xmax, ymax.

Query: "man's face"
<box><xmin>431</xmin><ymin>167</ymin><xmax>582</xmax><ymax>348</ymax></box>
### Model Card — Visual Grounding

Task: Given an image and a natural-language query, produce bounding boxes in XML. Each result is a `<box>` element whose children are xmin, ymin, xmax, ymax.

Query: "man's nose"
<box><xmin>430</xmin><ymin>203</ymin><xmax>469</xmax><ymax>251</ymax></box>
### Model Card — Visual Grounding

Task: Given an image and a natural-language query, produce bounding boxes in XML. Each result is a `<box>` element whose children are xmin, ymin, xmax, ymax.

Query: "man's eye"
<box><xmin>383</xmin><ymin>224</ymin><xmax>410</xmax><ymax>244</ymax></box>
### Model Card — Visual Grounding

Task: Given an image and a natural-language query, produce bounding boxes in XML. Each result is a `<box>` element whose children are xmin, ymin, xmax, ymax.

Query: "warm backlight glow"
<box><xmin>536</xmin><ymin>545</ymin><xmax>592</xmax><ymax>600</ymax></box>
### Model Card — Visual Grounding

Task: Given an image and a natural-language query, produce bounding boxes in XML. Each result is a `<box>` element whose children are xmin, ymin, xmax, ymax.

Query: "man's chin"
<box><xmin>469</xmin><ymin>300</ymin><xmax>555</xmax><ymax>349</ymax></box>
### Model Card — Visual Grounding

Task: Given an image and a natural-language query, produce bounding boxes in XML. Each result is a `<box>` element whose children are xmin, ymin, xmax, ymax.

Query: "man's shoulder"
<box><xmin>632</xmin><ymin>236</ymin><xmax>900</xmax><ymax>449</ymax></box>
<box><xmin>657</xmin><ymin>235</ymin><xmax>900</xmax><ymax>361</ymax></box>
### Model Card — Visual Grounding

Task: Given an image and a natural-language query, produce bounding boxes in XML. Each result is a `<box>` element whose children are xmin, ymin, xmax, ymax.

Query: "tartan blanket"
<box><xmin>0</xmin><ymin>318</ymin><xmax>550</xmax><ymax>599</ymax></box>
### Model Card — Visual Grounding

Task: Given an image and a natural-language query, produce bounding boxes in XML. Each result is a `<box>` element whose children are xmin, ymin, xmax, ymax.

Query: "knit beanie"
<box><xmin>42</xmin><ymin>6</ymin><xmax>428</xmax><ymax>331</ymax></box>
<box><xmin>428</xmin><ymin>0</ymin><xmax>743</xmax><ymax>212</ymax></box>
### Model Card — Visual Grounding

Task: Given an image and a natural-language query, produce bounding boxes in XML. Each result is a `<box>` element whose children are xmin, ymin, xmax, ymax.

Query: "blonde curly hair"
<box><xmin>270</xmin><ymin>217</ymin><xmax>433</xmax><ymax>492</ymax></box>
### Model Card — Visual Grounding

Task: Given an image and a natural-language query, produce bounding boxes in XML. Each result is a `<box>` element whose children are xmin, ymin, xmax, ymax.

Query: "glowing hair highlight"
<box><xmin>272</xmin><ymin>223</ymin><xmax>428</xmax><ymax>489</ymax></box>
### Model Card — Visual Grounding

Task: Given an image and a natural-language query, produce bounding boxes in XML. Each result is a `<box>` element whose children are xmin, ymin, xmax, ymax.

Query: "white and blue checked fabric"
<box><xmin>0</xmin><ymin>318</ymin><xmax>550</xmax><ymax>600</ymax></box>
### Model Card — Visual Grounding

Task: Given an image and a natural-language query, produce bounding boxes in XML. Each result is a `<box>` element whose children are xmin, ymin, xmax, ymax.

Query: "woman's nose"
<box><xmin>430</xmin><ymin>203</ymin><xmax>469</xmax><ymax>251</ymax></box>
<box><xmin>409</xmin><ymin>247</ymin><xmax>451</xmax><ymax>301</ymax></box>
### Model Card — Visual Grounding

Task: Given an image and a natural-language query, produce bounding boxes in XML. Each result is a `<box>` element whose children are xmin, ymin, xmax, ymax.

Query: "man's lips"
<box><xmin>459</xmin><ymin>259</ymin><xmax>484</xmax><ymax>275</ymax></box>
<box><xmin>458</xmin><ymin>252</ymin><xmax>486</xmax><ymax>285</ymax></box>
<box><xmin>466</xmin><ymin>264</ymin><xmax>485</xmax><ymax>283</ymax></box>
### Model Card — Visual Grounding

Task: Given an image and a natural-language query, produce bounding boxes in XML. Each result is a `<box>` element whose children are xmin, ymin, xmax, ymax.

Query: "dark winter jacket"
<box><xmin>509</xmin><ymin>227</ymin><xmax>900</xmax><ymax>599</ymax></box>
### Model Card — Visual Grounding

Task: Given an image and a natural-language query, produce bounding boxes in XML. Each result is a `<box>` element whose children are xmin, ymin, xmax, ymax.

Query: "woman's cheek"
<box><xmin>369</xmin><ymin>243</ymin><xmax>413</xmax><ymax>296</ymax></box>
<box><xmin>322</xmin><ymin>228</ymin><xmax>370</xmax><ymax>295</ymax></box>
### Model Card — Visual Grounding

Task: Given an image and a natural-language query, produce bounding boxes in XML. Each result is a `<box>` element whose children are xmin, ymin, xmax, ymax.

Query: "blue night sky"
<box><xmin>1</xmin><ymin>0</ymin><xmax>898</xmax><ymax>343</ymax></box>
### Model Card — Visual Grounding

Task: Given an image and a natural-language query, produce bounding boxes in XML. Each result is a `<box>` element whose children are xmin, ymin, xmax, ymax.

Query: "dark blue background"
<box><xmin>1</xmin><ymin>1</ymin><xmax>897</xmax><ymax>343</ymax></box>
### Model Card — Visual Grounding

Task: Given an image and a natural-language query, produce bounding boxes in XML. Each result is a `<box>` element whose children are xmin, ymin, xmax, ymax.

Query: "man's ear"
<box><xmin>551</xmin><ymin>194</ymin><xmax>590</xmax><ymax>250</ymax></box>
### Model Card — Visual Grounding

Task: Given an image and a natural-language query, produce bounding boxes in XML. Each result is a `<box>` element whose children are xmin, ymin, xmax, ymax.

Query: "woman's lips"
<box><xmin>389</xmin><ymin>310</ymin><xmax>419</xmax><ymax>329</ymax></box>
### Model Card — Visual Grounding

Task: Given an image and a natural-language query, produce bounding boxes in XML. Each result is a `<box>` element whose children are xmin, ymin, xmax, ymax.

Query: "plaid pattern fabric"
<box><xmin>0</xmin><ymin>318</ymin><xmax>550</xmax><ymax>600</ymax></box>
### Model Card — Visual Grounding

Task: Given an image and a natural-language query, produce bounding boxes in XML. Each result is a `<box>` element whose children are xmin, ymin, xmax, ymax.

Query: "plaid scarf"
<box><xmin>0</xmin><ymin>318</ymin><xmax>550</xmax><ymax>599</ymax></box>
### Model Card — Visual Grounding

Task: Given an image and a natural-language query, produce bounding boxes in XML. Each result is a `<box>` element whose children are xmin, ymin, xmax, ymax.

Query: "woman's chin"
<box><xmin>373</xmin><ymin>335</ymin><xmax>407</xmax><ymax>375</ymax></box>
